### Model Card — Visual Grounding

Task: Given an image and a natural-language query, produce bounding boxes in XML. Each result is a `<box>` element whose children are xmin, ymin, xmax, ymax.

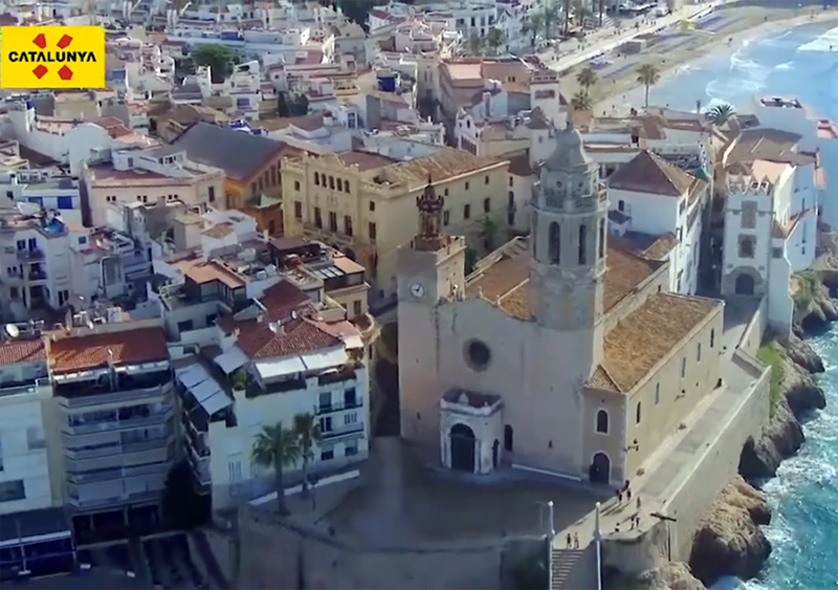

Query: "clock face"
<box><xmin>410</xmin><ymin>282</ymin><xmax>425</xmax><ymax>298</ymax></box>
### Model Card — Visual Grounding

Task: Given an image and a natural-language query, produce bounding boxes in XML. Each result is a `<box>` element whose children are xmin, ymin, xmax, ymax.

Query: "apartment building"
<box><xmin>174</xmin><ymin>280</ymin><xmax>369</xmax><ymax>508</ymax></box>
<box><xmin>83</xmin><ymin>144</ymin><xmax>227</xmax><ymax>227</ymax></box>
<box><xmin>0</xmin><ymin>169</ymin><xmax>83</xmax><ymax>227</ymax></box>
<box><xmin>46</xmin><ymin>318</ymin><xmax>175</xmax><ymax>513</ymax></box>
<box><xmin>281</xmin><ymin>148</ymin><xmax>510</xmax><ymax>302</ymax></box>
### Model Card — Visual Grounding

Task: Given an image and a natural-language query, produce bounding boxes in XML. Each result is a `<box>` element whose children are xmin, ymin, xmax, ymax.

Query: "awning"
<box><xmin>200</xmin><ymin>389</ymin><xmax>232</xmax><ymax>414</ymax></box>
<box><xmin>175</xmin><ymin>364</ymin><xmax>210</xmax><ymax>388</ymax></box>
<box><xmin>190</xmin><ymin>379</ymin><xmax>221</xmax><ymax>403</ymax></box>
<box><xmin>255</xmin><ymin>355</ymin><xmax>306</xmax><ymax>380</ymax></box>
<box><xmin>214</xmin><ymin>345</ymin><xmax>248</xmax><ymax>374</ymax></box>
<box><xmin>301</xmin><ymin>348</ymin><xmax>347</xmax><ymax>372</ymax></box>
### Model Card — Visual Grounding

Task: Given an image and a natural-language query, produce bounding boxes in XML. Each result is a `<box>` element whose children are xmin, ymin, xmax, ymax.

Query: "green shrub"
<box><xmin>757</xmin><ymin>342</ymin><xmax>785</xmax><ymax>417</ymax></box>
<box><xmin>793</xmin><ymin>270</ymin><xmax>820</xmax><ymax>310</ymax></box>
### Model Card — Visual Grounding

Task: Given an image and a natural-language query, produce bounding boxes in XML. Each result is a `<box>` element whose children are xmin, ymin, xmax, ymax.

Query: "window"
<box><xmin>443</xmin><ymin>210</ymin><xmax>450</xmax><ymax>225</ymax></box>
<box><xmin>345</xmin><ymin>180</ymin><xmax>350</xmax><ymax>193</ymax></box>
<box><xmin>0</xmin><ymin>480</ymin><xmax>25</xmax><ymax>503</ymax></box>
<box><xmin>319</xmin><ymin>416</ymin><xmax>333</xmax><ymax>432</ymax></box>
<box><xmin>227</xmin><ymin>461</ymin><xmax>242</xmax><ymax>483</ymax></box>
<box><xmin>26</xmin><ymin>426</ymin><xmax>45</xmax><ymax>450</ymax></box>
<box><xmin>369</xmin><ymin>222</ymin><xmax>377</xmax><ymax>240</ymax></box>
<box><xmin>483</xmin><ymin>197</ymin><xmax>491</xmax><ymax>213</ymax></box>
<box><xmin>681</xmin><ymin>357</ymin><xmax>687</xmax><ymax>378</ymax></box>
<box><xmin>504</xmin><ymin>425</ymin><xmax>513</xmax><ymax>451</ymax></box>
<box><xmin>485</xmin><ymin>175</ymin><xmax>490</xmax><ymax>185</ymax></box>
<box><xmin>741</xmin><ymin>201</ymin><xmax>757</xmax><ymax>228</ymax></box>
<box><xmin>738</xmin><ymin>235</ymin><xmax>755</xmax><ymax>258</ymax></box>
<box><xmin>344</xmin><ymin>215</ymin><xmax>353</xmax><ymax>236</ymax></box>
<box><xmin>271</xmin><ymin>166</ymin><xmax>278</xmax><ymax>186</ymax></box>
<box><xmin>655</xmin><ymin>383</ymin><xmax>660</xmax><ymax>404</ymax></box>
<box><xmin>578</xmin><ymin>224</ymin><xmax>587</xmax><ymax>264</ymax></box>
<box><xmin>294</xmin><ymin>201</ymin><xmax>302</xmax><ymax>219</ymax></box>
<box><xmin>321</xmin><ymin>449</ymin><xmax>335</xmax><ymax>461</ymax></box>
<box><xmin>294</xmin><ymin>180</ymin><xmax>301</xmax><ymax>191</ymax></box>
<box><xmin>258</xmin><ymin>178</ymin><xmax>264</xmax><ymax>191</ymax></box>
<box><xmin>314</xmin><ymin>172</ymin><xmax>320</xmax><ymax>185</ymax></box>
<box><xmin>208</xmin><ymin>186</ymin><xmax>216</xmax><ymax>202</ymax></box>
<box><xmin>636</xmin><ymin>401</ymin><xmax>642</xmax><ymax>424</ymax></box>
<box><xmin>509</xmin><ymin>177</ymin><xmax>514</xmax><ymax>187</ymax></box>
<box><xmin>369</xmin><ymin>201</ymin><xmax>375</xmax><ymax>212</ymax></box>
<box><xmin>314</xmin><ymin>207</ymin><xmax>322</xmax><ymax>228</ymax></box>
<box><xmin>251</xmin><ymin>182</ymin><xmax>257</xmax><ymax>194</ymax></box>
<box><xmin>329</xmin><ymin>176</ymin><xmax>335</xmax><ymax>190</ymax></box>
<box><xmin>618</xmin><ymin>200</ymin><xmax>625</xmax><ymax>212</ymax></box>
<box><xmin>345</xmin><ymin>444</ymin><xmax>358</xmax><ymax>456</ymax></box>
<box><xmin>679</xmin><ymin>200</ymin><xmax>686</xmax><ymax>214</ymax></box>
<box><xmin>352</xmin><ymin>300</ymin><xmax>362</xmax><ymax>316</ymax></box>
<box><xmin>697</xmin><ymin>342</ymin><xmax>702</xmax><ymax>362</ymax></box>
<box><xmin>344</xmin><ymin>412</ymin><xmax>358</xmax><ymax>425</ymax></box>
<box><xmin>319</xmin><ymin>392</ymin><xmax>331</xmax><ymax>412</ymax></box>
<box><xmin>57</xmin><ymin>195</ymin><xmax>73</xmax><ymax>210</ymax></box>
<box><xmin>337</xmin><ymin>178</ymin><xmax>343</xmax><ymax>191</ymax></box>
<box><xmin>548</xmin><ymin>222</ymin><xmax>560</xmax><ymax>264</ymax></box>
<box><xmin>772</xmin><ymin>247</ymin><xmax>783</xmax><ymax>259</ymax></box>
<box><xmin>710</xmin><ymin>329</ymin><xmax>715</xmax><ymax>348</ymax></box>
<box><xmin>598</xmin><ymin>220</ymin><xmax>605</xmax><ymax>259</ymax></box>
<box><xmin>464</xmin><ymin>204</ymin><xmax>471</xmax><ymax>220</ymax></box>
<box><xmin>465</xmin><ymin>339</ymin><xmax>492</xmax><ymax>371</ymax></box>
<box><xmin>596</xmin><ymin>410</ymin><xmax>608</xmax><ymax>434</ymax></box>
<box><xmin>177</xmin><ymin>320</ymin><xmax>194</xmax><ymax>333</ymax></box>
<box><xmin>465</xmin><ymin>182</ymin><xmax>470</xmax><ymax>190</ymax></box>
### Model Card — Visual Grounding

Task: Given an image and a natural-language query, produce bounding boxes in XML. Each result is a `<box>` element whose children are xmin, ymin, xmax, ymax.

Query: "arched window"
<box><xmin>548</xmin><ymin>222</ymin><xmax>561</xmax><ymax>264</ymax></box>
<box><xmin>314</xmin><ymin>172</ymin><xmax>320</xmax><ymax>185</ymax></box>
<box><xmin>636</xmin><ymin>401</ymin><xmax>642</xmax><ymax>424</ymax></box>
<box><xmin>578</xmin><ymin>224</ymin><xmax>587</xmax><ymax>265</ymax></box>
<box><xmin>596</xmin><ymin>410</ymin><xmax>608</xmax><ymax>434</ymax></box>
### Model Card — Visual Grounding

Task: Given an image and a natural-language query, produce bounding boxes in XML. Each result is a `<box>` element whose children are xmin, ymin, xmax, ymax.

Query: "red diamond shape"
<box><xmin>58</xmin><ymin>65</ymin><xmax>73</xmax><ymax>80</ymax></box>
<box><xmin>57</xmin><ymin>34</ymin><xmax>73</xmax><ymax>49</ymax></box>
<box><xmin>32</xmin><ymin>65</ymin><xmax>48</xmax><ymax>79</ymax></box>
<box><xmin>32</xmin><ymin>33</ymin><xmax>46</xmax><ymax>49</ymax></box>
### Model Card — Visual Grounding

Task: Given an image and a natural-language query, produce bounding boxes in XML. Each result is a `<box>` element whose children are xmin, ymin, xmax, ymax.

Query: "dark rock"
<box><xmin>637</xmin><ymin>562</ymin><xmax>706</xmax><ymax>590</ymax></box>
<box><xmin>785</xmin><ymin>333</ymin><xmax>825</xmax><ymax>373</ymax></box>
<box><xmin>781</xmin><ymin>356</ymin><xmax>826</xmax><ymax>417</ymax></box>
<box><xmin>739</xmin><ymin>397</ymin><xmax>804</xmax><ymax>481</ymax></box>
<box><xmin>689</xmin><ymin>476</ymin><xmax>772</xmax><ymax>587</ymax></box>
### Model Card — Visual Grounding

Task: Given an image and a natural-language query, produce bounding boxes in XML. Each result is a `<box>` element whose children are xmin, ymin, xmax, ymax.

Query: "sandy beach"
<box><xmin>553</xmin><ymin>5</ymin><xmax>838</xmax><ymax>114</ymax></box>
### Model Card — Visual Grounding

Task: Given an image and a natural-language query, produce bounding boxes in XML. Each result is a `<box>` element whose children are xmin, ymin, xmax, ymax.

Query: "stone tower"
<box><xmin>529</xmin><ymin>120</ymin><xmax>608</xmax><ymax>336</ymax></box>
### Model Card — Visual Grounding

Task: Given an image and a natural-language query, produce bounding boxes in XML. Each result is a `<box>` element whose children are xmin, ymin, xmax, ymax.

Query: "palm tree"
<box><xmin>636</xmin><ymin>63</ymin><xmax>661</xmax><ymax>108</ymax></box>
<box><xmin>292</xmin><ymin>413</ymin><xmax>321</xmax><ymax>498</ymax></box>
<box><xmin>570</xmin><ymin>90</ymin><xmax>592</xmax><ymax>112</ymax></box>
<box><xmin>527</xmin><ymin>13</ymin><xmax>544</xmax><ymax>48</ymax></box>
<box><xmin>707</xmin><ymin>103</ymin><xmax>735</xmax><ymax>126</ymax></box>
<box><xmin>251</xmin><ymin>422</ymin><xmax>301</xmax><ymax>516</ymax></box>
<box><xmin>576</xmin><ymin>66</ymin><xmax>598</xmax><ymax>94</ymax></box>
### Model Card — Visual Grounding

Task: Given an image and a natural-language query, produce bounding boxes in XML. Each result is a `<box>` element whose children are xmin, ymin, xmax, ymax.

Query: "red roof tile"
<box><xmin>0</xmin><ymin>339</ymin><xmax>45</xmax><ymax>366</ymax></box>
<box><xmin>236</xmin><ymin>318</ymin><xmax>340</xmax><ymax>360</ymax></box>
<box><xmin>48</xmin><ymin>327</ymin><xmax>168</xmax><ymax>373</ymax></box>
<box><xmin>260</xmin><ymin>280</ymin><xmax>311</xmax><ymax>321</ymax></box>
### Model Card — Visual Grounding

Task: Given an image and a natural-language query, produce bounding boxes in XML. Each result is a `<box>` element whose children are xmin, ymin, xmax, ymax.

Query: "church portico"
<box><xmin>439</xmin><ymin>389</ymin><xmax>503</xmax><ymax>475</ymax></box>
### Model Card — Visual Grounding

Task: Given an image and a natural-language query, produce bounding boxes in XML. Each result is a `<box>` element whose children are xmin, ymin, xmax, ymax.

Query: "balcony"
<box><xmin>301</xmin><ymin>222</ymin><xmax>354</xmax><ymax>246</ymax></box>
<box><xmin>184</xmin><ymin>421</ymin><xmax>210</xmax><ymax>457</ymax></box>
<box><xmin>62</xmin><ymin>405</ymin><xmax>174</xmax><ymax>436</ymax></box>
<box><xmin>27</xmin><ymin>268</ymin><xmax>47</xmax><ymax>281</ymax></box>
<box><xmin>67</xmin><ymin>459</ymin><xmax>171</xmax><ymax>485</ymax></box>
<box><xmin>315</xmin><ymin>399</ymin><xmax>362</xmax><ymax>416</ymax></box>
<box><xmin>17</xmin><ymin>249</ymin><xmax>44</xmax><ymax>261</ymax></box>
<box><xmin>58</xmin><ymin>381</ymin><xmax>172</xmax><ymax>408</ymax></box>
<box><xmin>66</xmin><ymin>489</ymin><xmax>161</xmax><ymax>510</ymax></box>
<box><xmin>187</xmin><ymin>444</ymin><xmax>211</xmax><ymax>486</ymax></box>
<box><xmin>317</xmin><ymin>367</ymin><xmax>359</xmax><ymax>387</ymax></box>
<box><xmin>321</xmin><ymin>422</ymin><xmax>364</xmax><ymax>441</ymax></box>
<box><xmin>65</xmin><ymin>441</ymin><xmax>173</xmax><ymax>473</ymax></box>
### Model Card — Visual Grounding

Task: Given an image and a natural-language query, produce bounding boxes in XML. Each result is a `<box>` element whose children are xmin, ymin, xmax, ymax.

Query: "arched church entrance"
<box><xmin>450</xmin><ymin>424</ymin><xmax>476</xmax><ymax>472</ymax></box>
<box><xmin>735</xmin><ymin>273</ymin><xmax>755</xmax><ymax>296</ymax></box>
<box><xmin>590</xmin><ymin>452</ymin><xmax>611</xmax><ymax>485</ymax></box>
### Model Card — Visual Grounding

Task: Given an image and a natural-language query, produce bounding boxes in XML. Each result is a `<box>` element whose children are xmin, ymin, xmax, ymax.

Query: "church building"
<box><xmin>396</xmin><ymin>121</ymin><xmax>725</xmax><ymax>486</ymax></box>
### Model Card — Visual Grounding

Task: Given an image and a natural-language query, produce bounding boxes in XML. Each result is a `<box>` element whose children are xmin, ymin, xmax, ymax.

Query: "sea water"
<box><xmin>622</xmin><ymin>21</ymin><xmax>838</xmax><ymax>590</ymax></box>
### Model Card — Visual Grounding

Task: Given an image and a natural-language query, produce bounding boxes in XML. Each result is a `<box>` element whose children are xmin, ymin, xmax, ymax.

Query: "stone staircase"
<box><xmin>550</xmin><ymin>548</ymin><xmax>585</xmax><ymax>589</ymax></box>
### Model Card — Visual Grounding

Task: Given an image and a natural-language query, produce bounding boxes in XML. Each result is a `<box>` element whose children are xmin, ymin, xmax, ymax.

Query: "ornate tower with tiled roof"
<box><xmin>530</xmin><ymin>119</ymin><xmax>608</xmax><ymax>338</ymax></box>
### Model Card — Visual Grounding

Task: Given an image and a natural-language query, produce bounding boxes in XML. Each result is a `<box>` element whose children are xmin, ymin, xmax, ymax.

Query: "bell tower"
<box><xmin>529</xmin><ymin>120</ymin><xmax>608</xmax><ymax>333</ymax></box>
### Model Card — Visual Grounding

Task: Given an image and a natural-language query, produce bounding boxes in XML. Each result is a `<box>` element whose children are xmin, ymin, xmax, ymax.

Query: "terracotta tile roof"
<box><xmin>176</xmin><ymin>259</ymin><xmax>245</xmax><ymax>289</ymax></box>
<box><xmin>372</xmin><ymin>148</ymin><xmax>504</xmax><ymax>188</ymax></box>
<box><xmin>48</xmin><ymin>327</ymin><xmax>168</xmax><ymax>373</ymax></box>
<box><xmin>0</xmin><ymin>338</ymin><xmax>45</xmax><ymax>366</ymax></box>
<box><xmin>587</xmin><ymin>365</ymin><xmax>620</xmax><ymax>393</ymax></box>
<box><xmin>600</xmin><ymin>293</ymin><xmax>720</xmax><ymax>393</ymax></box>
<box><xmin>465</xmin><ymin>237</ymin><xmax>664</xmax><ymax>319</ymax></box>
<box><xmin>338</xmin><ymin>150</ymin><xmax>398</xmax><ymax>172</ymax></box>
<box><xmin>236</xmin><ymin>317</ymin><xmax>341</xmax><ymax>360</ymax></box>
<box><xmin>725</xmin><ymin>128</ymin><xmax>806</xmax><ymax>165</ymax></box>
<box><xmin>608</xmin><ymin>150</ymin><xmax>702</xmax><ymax>197</ymax></box>
<box><xmin>612</xmin><ymin>231</ymin><xmax>679</xmax><ymax>261</ymax></box>
<box><xmin>260</xmin><ymin>280</ymin><xmax>311</xmax><ymax>321</ymax></box>
<box><xmin>508</xmin><ymin>152</ymin><xmax>533</xmax><ymax>177</ymax></box>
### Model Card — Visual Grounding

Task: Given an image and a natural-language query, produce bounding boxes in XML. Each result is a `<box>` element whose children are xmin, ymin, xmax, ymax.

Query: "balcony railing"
<box><xmin>315</xmin><ymin>399</ymin><xmax>362</xmax><ymax>416</ymax></box>
<box><xmin>67</xmin><ymin>458</ymin><xmax>172</xmax><ymax>484</ymax></box>
<box><xmin>65</xmin><ymin>442</ymin><xmax>173</xmax><ymax>473</ymax></box>
<box><xmin>58</xmin><ymin>382</ymin><xmax>171</xmax><ymax>408</ymax></box>
<box><xmin>66</xmin><ymin>489</ymin><xmax>161</xmax><ymax>509</ymax></box>
<box><xmin>321</xmin><ymin>422</ymin><xmax>364</xmax><ymax>441</ymax></box>
<box><xmin>27</xmin><ymin>269</ymin><xmax>47</xmax><ymax>281</ymax></box>
<box><xmin>62</xmin><ymin>406</ymin><xmax>174</xmax><ymax>435</ymax></box>
<box><xmin>64</xmin><ymin>437</ymin><xmax>171</xmax><ymax>460</ymax></box>
<box><xmin>187</xmin><ymin>445</ymin><xmax>211</xmax><ymax>485</ymax></box>
<box><xmin>17</xmin><ymin>249</ymin><xmax>44</xmax><ymax>261</ymax></box>
<box><xmin>317</xmin><ymin>368</ymin><xmax>358</xmax><ymax>387</ymax></box>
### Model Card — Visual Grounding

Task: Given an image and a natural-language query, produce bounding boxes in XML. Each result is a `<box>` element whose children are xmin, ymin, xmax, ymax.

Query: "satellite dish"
<box><xmin>5</xmin><ymin>324</ymin><xmax>20</xmax><ymax>338</ymax></box>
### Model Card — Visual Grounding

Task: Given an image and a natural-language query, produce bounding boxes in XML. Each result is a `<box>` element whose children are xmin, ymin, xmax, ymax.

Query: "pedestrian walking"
<box><xmin>627</xmin><ymin>489</ymin><xmax>632</xmax><ymax>503</ymax></box>
<box><xmin>636</xmin><ymin>496</ymin><xmax>642</xmax><ymax>511</ymax></box>
<box><xmin>573</xmin><ymin>532</ymin><xmax>579</xmax><ymax>549</ymax></box>
<box><xmin>617</xmin><ymin>489</ymin><xmax>623</xmax><ymax>504</ymax></box>
<box><xmin>566</xmin><ymin>532</ymin><xmax>572</xmax><ymax>548</ymax></box>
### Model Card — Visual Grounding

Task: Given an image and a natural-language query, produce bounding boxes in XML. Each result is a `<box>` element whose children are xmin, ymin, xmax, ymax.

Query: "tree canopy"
<box><xmin>191</xmin><ymin>44</ymin><xmax>240</xmax><ymax>83</ymax></box>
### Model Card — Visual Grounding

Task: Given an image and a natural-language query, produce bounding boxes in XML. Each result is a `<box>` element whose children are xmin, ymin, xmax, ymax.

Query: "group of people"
<box><xmin>614</xmin><ymin>480</ymin><xmax>643</xmax><ymax>532</ymax></box>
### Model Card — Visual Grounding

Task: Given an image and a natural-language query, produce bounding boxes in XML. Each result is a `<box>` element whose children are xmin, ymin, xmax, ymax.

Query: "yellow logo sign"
<box><xmin>0</xmin><ymin>26</ymin><xmax>105</xmax><ymax>89</ymax></box>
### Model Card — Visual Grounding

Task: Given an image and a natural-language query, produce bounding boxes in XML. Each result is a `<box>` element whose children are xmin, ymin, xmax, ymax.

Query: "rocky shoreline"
<box><xmin>632</xmin><ymin>277</ymin><xmax>834</xmax><ymax>590</ymax></box>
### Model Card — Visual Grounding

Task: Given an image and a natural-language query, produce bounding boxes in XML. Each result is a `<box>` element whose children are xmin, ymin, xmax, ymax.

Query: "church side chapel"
<box><xmin>397</xmin><ymin>120</ymin><xmax>724</xmax><ymax>487</ymax></box>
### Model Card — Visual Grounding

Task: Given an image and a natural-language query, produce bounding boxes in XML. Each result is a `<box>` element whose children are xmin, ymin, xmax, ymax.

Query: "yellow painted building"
<box><xmin>280</xmin><ymin>148</ymin><xmax>510</xmax><ymax>301</ymax></box>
